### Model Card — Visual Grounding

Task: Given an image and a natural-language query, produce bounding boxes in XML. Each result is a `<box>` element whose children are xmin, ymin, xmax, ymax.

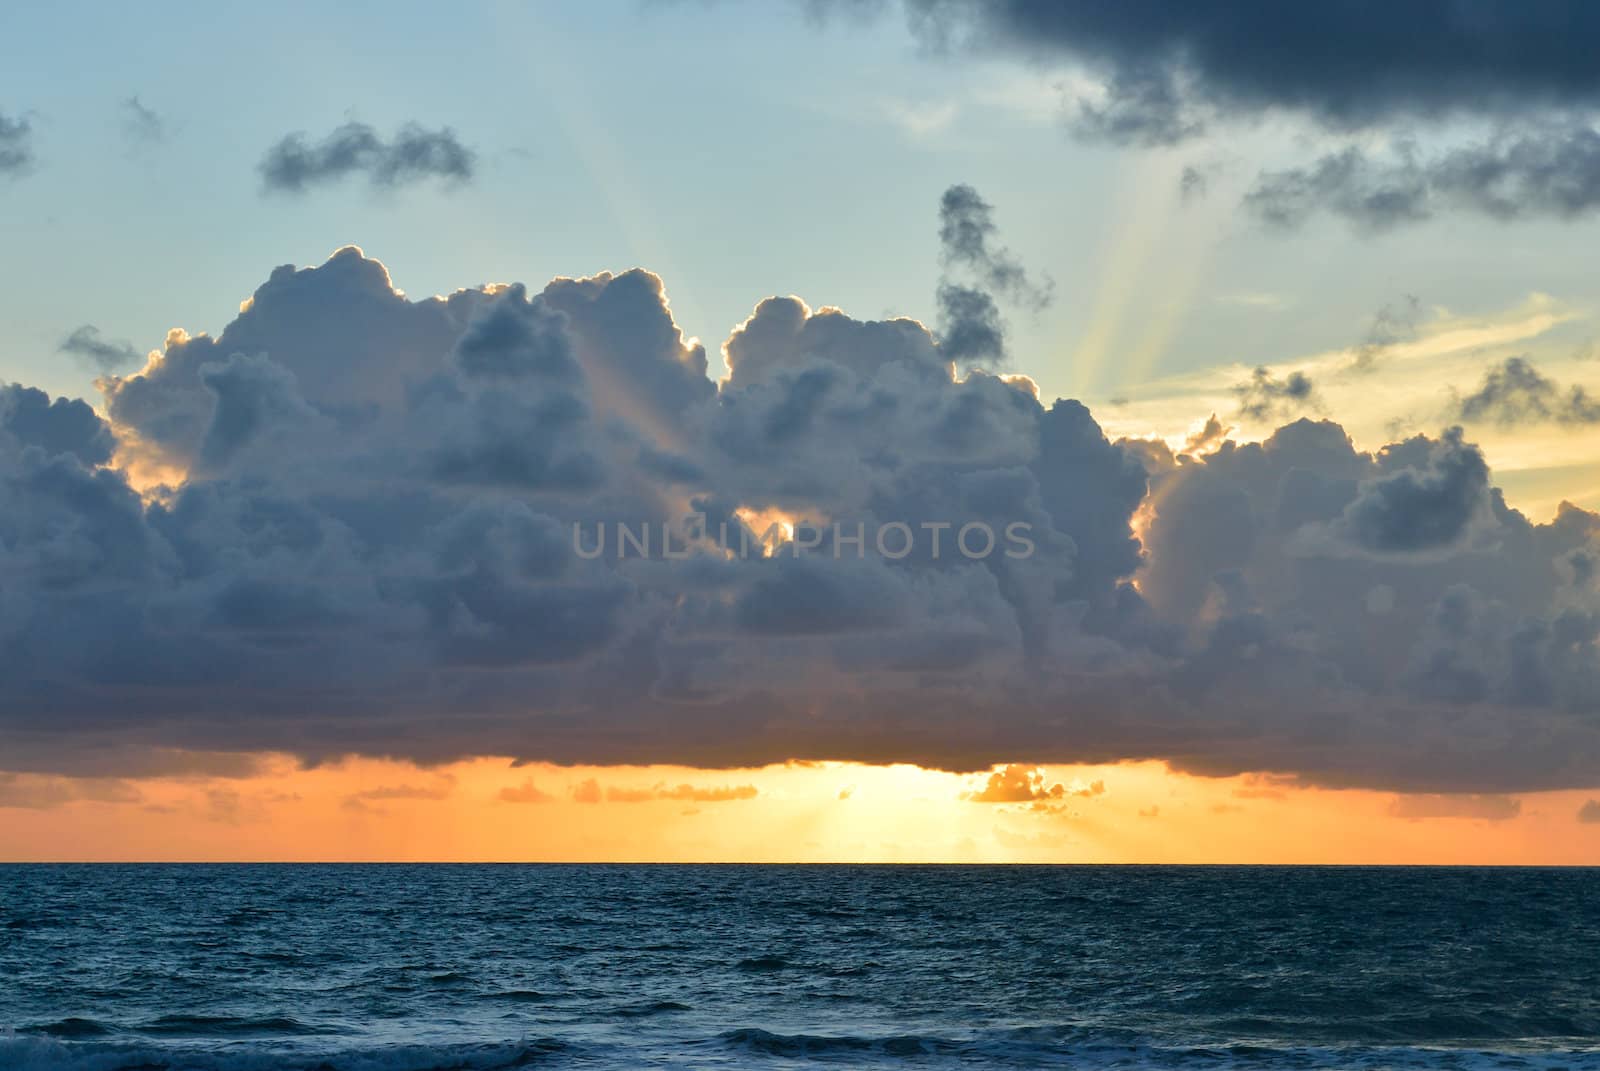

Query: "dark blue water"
<box><xmin>2</xmin><ymin>866</ymin><xmax>1598</xmax><ymax>1070</ymax></box>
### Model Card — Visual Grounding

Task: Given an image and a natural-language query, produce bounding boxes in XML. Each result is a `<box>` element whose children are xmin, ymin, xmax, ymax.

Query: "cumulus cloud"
<box><xmin>1454</xmin><ymin>357</ymin><xmax>1600</xmax><ymax>427</ymax></box>
<box><xmin>1246</xmin><ymin>126</ymin><xmax>1600</xmax><ymax>231</ymax></box>
<box><xmin>59</xmin><ymin>324</ymin><xmax>145</xmax><ymax>374</ymax></box>
<box><xmin>967</xmin><ymin>764</ymin><xmax>1060</xmax><ymax>803</ymax></box>
<box><xmin>966</xmin><ymin>764</ymin><xmax>1103</xmax><ymax>803</ymax></box>
<box><xmin>901</xmin><ymin>2</ymin><xmax>1600</xmax><ymax>145</ymax></box>
<box><xmin>1</xmin><ymin>384</ymin><xmax>116</xmax><ymax>466</ymax></box>
<box><xmin>1318</xmin><ymin>428</ymin><xmax>1492</xmax><ymax>556</ymax></box>
<box><xmin>9</xmin><ymin>208</ymin><xmax>1600</xmax><ymax>792</ymax></box>
<box><xmin>259</xmin><ymin>122</ymin><xmax>475</xmax><ymax>194</ymax></box>
<box><xmin>0</xmin><ymin>111</ymin><xmax>33</xmax><ymax>175</ymax></box>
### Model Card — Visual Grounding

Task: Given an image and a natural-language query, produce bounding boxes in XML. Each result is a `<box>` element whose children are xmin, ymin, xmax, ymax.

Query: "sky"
<box><xmin>5</xmin><ymin>1</ymin><xmax>1600</xmax><ymax>861</ymax></box>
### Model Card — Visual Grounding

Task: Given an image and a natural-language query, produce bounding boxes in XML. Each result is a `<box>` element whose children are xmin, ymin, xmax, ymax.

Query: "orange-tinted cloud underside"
<box><xmin>3</xmin><ymin>757</ymin><xmax>1598</xmax><ymax>863</ymax></box>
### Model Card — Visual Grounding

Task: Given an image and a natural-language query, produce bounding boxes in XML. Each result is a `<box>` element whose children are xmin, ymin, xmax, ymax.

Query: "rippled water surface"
<box><xmin>2</xmin><ymin>865</ymin><xmax>1598</xmax><ymax>1069</ymax></box>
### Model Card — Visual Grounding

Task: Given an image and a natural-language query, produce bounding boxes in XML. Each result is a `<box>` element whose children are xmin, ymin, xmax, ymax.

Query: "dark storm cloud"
<box><xmin>59</xmin><ymin>324</ymin><xmax>145</xmax><ymax>374</ymax></box>
<box><xmin>935</xmin><ymin>184</ymin><xmax>1050</xmax><ymax>367</ymax></box>
<box><xmin>902</xmin><ymin>1</ymin><xmax>1600</xmax><ymax>144</ymax></box>
<box><xmin>1245</xmin><ymin>125</ymin><xmax>1600</xmax><ymax>231</ymax></box>
<box><xmin>1454</xmin><ymin>357</ymin><xmax>1600</xmax><ymax>427</ymax></box>
<box><xmin>10</xmin><ymin>193</ymin><xmax>1600</xmax><ymax>792</ymax></box>
<box><xmin>259</xmin><ymin>121</ymin><xmax>475</xmax><ymax>194</ymax></box>
<box><xmin>1233</xmin><ymin>366</ymin><xmax>1317</xmax><ymax>422</ymax></box>
<box><xmin>803</xmin><ymin>4</ymin><xmax>1600</xmax><ymax>227</ymax></box>
<box><xmin>0</xmin><ymin>112</ymin><xmax>33</xmax><ymax>175</ymax></box>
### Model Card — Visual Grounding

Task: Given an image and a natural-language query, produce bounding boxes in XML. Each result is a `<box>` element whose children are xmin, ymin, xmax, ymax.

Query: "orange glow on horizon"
<box><xmin>2</xmin><ymin>756</ymin><xmax>1597</xmax><ymax>864</ymax></box>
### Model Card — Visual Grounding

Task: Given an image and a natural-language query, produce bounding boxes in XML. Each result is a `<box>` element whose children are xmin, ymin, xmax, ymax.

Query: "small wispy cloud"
<box><xmin>122</xmin><ymin>95</ymin><xmax>164</xmax><ymax>145</ymax></box>
<box><xmin>59</xmin><ymin>324</ymin><xmax>144</xmax><ymax>374</ymax></box>
<box><xmin>259</xmin><ymin>121</ymin><xmax>475</xmax><ymax>195</ymax></box>
<box><xmin>0</xmin><ymin>111</ymin><xmax>34</xmax><ymax>176</ymax></box>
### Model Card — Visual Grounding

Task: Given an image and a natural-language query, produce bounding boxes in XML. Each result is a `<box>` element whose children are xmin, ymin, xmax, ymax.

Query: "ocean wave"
<box><xmin>606</xmin><ymin>1000</ymin><xmax>691</xmax><ymax>1018</ymax></box>
<box><xmin>17</xmin><ymin>1018</ymin><xmax>114</xmax><ymax>1039</ymax></box>
<box><xmin>6</xmin><ymin>1028</ymin><xmax>1600</xmax><ymax>1070</ymax></box>
<box><xmin>0</xmin><ymin>1036</ymin><xmax>575</xmax><ymax>1071</ymax></box>
<box><xmin>717</xmin><ymin>1027</ymin><xmax>954</xmax><ymax>1058</ymax></box>
<box><xmin>135</xmin><ymin>1013</ymin><xmax>336</xmax><ymax>1037</ymax></box>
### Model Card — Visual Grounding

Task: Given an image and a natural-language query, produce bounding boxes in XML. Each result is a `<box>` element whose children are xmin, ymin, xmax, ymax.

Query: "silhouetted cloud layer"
<box><xmin>6</xmin><ymin>245</ymin><xmax>1600</xmax><ymax>792</ymax></box>
<box><xmin>259</xmin><ymin>122</ymin><xmax>475</xmax><ymax>194</ymax></box>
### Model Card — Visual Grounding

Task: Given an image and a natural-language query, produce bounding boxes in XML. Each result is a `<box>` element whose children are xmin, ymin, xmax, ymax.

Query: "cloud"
<box><xmin>848</xmin><ymin>5</ymin><xmax>1600</xmax><ymax>228</ymax></box>
<box><xmin>1349</xmin><ymin>296</ymin><xmax>1421</xmax><ymax>372</ymax></box>
<box><xmin>900</xmin><ymin>2</ymin><xmax>1600</xmax><ymax>144</ymax></box>
<box><xmin>1233</xmin><ymin>366</ymin><xmax>1317</xmax><ymax>422</ymax></box>
<box><xmin>0</xmin><ymin>112</ymin><xmax>33</xmax><ymax>175</ymax></box>
<box><xmin>498</xmin><ymin>779</ymin><xmax>555</xmax><ymax>804</ymax></box>
<box><xmin>966</xmin><ymin>764</ymin><xmax>1060</xmax><ymax>802</ymax></box>
<box><xmin>259</xmin><ymin>122</ymin><xmax>475</xmax><ymax>194</ymax></box>
<box><xmin>1318</xmin><ymin>428</ymin><xmax>1491</xmax><ymax>555</ymax></box>
<box><xmin>935</xmin><ymin>183</ymin><xmax>1050</xmax><ymax>367</ymax></box>
<box><xmin>9</xmin><ymin>213</ymin><xmax>1600</xmax><ymax>792</ymax></box>
<box><xmin>938</xmin><ymin>184</ymin><xmax>1051</xmax><ymax>309</ymax></box>
<box><xmin>567</xmin><ymin>779</ymin><xmax>753</xmax><ymax>804</ymax></box>
<box><xmin>1387</xmin><ymin>793</ymin><xmax>1522</xmax><ymax>821</ymax></box>
<box><xmin>1245</xmin><ymin>126</ymin><xmax>1600</xmax><ymax>231</ymax></box>
<box><xmin>122</xmin><ymin>96</ymin><xmax>164</xmax><ymax>144</ymax></box>
<box><xmin>1453</xmin><ymin>357</ymin><xmax>1600</xmax><ymax>427</ymax></box>
<box><xmin>1181</xmin><ymin>414</ymin><xmax>1229</xmax><ymax>455</ymax></box>
<box><xmin>343</xmin><ymin>777</ymin><xmax>455</xmax><ymax>810</ymax></box>
<box><xmin>0</xmin><ymin>773</ymin><xmax>141</xmax><ymax>809</ymax></box>
<box><xmin>1179</xmin><ymin>165</ymin><xmax>1208</xmax><ymax>201</ymax></box>
<box><xmin>603</xmin><ymin>783</ymin><xmax>759</xmax><ymax>803</ymax></box>
<box><xmin>59</xmin><ymin>325</ymin><xmax>145</xmax><ymax>374</ymax></box>
<box><xmin>966</xmin><ymin>764</ymin><xmax>1103</xmax><ymax>803</ymax></box>
<box><xmin>1580</xmin><ymin>799</ymin><xmax>1600</xmax><ymax>824</ymax></box>
<box><xmin>1</xmin><ymin>384</ymin><xmax>116</xmax><ymax>466</ymax></box>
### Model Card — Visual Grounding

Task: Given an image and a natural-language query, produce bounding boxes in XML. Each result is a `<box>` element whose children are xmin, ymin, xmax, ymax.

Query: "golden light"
<box><xmin>733</xmin><ymin>505</ymin><xmax>800</xmax><ymax>557</ymax></box>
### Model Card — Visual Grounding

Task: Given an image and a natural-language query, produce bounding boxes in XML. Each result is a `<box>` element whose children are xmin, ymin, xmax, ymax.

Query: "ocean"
<box><xmin>1</xmin><ymin>865</ymin><xmax>1597</xmax><ymax>1069</ymax></box>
